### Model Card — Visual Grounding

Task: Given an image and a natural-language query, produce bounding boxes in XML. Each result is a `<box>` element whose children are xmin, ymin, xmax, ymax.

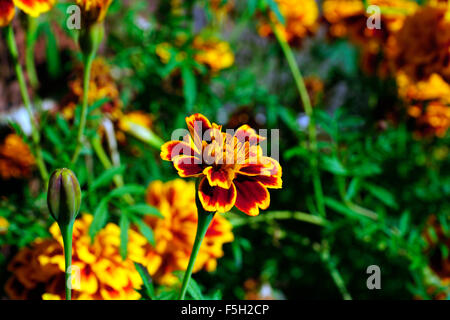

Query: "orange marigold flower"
<box><xmin>5</xmin><ymin>214</ymin><xmax>159</xmax><ymax>300</ymax></box>
<box><xmin>192</xmin><ymin>37</ymin><xmax>234</xmax><ymax>72</ymax></box>
<box><xmin>76</xmin><ymin>0</ymin><xmax>112</xmax><ymax>25</ymax></box>
<box><xmin>0</xmin><ymin>134</ymin><xmax>35</xmax><ymax>180</ymax></box>
<box><xmin>0</xmin><ymin>0</ymin><xmax>15</xmax><ymax>27</ymax></box>
<box><xmin>160</xmin><ymin>113</ymin><xmax>282</xmax><ymax>216</ymax></box>
<box><xmin>144</xmin><ymin>179</ymin><xmax>234</xmax><ymax>285</ymax></box>
<box><xmin>391</xmin><ymin>5</ymin><xmax>450</xmax><ymax>82</ymax></box>
<box><xmin>258</xmin><ymin>0</ymin><xmax>319</xmax><ymax>44</ymax></box>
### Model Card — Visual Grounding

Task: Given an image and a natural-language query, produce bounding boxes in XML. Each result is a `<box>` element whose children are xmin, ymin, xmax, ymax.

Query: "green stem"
<box><xmin>26</xmin><ymin>16</ymin><xmax>39</xmax><ymax>90</ymax></box>
<box><xmin>60</xmin><ymin>222</ymin><xmax>74</xmax><ymax>300</ymax></box>
<box><xmin>179</xmin><ymin>184</ymin><xmax>215</xmax><ymax>300</ymax></box>
<box><xmin>5</xmin><ymin>25</ymin><xmax>48</xmax><ymax>183</ymax></box>
<box><xmin>71</xmin><ymin>53</ymin><xmax>95</xmax><ymax>164</ymax></box>
<box><xmin>271</xmin><ymin>23</ymin><xmax>326</xmax><ymax>217</ymax></box>
<box><xmin>230</xmin><ymin>210</ymin><xmax>328</xmax><ymax>227</ymax></box>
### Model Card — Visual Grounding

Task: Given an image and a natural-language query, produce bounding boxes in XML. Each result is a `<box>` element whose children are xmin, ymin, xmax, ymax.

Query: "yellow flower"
<box><xmin>76</xmin><ymin>0</ymin><xmax>112</xmax><ymax>25</ymax></box>
<box><xmin>5</xmin><ymin>214</ymin><xmax>159</xmax><ymax>300</ymax></box>
<box><xmin>259</xmin><ymin>0</ymin><xmax>319</xmax><ymax>44</ymax></box>
<box><xmin>144</xmin><ymin>179</ymin><xmax>234</xmax><ymax>285</ymax></box>
<box><xmin>0</xmin><ymin>0</ymin><xmax>55</xmax><ymax>27</ymax></box>
<box><xmin>0</xmin><ymin>134</ymin><xmax>35</xmax><ymax>180</ymax></box>
<box><xmin>156</xmin><ymin>36</ymin><xmax>234</xmax><ymax>72</ymax></box>
<box><xmin>0</xmin><ymin>216</ymin><xmax>9</xmax><ymax>234</ymax></box>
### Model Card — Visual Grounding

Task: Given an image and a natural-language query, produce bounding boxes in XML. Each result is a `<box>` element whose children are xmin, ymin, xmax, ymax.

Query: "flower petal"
<box><xmin>14</xmin><ymin>0</ymin><xmax>55</xmax><ymax>17</ymax></box>
<box><xmin>186</xmin><ymin>113</ymin><xmax>212</xmax><ymax>147</ymax></box>
<box><xmin>172</xmin><ymin>155</ymin><xmax>203</xmax><ymax>177</ymax></box>
<box><xmin>198</xmin><ymin>177</ymin><xmax>236</xmax><ymax>213</ymax></box>
<box><xmin>234</xmin><ymin>124</ymin><xmax>265</xmax><ymax>144</ymax></box>
<box><xmin>234</xmin><ymin>179</ymin><xmax>270</xmax><ymax>216</ymax></box>
<box><xmin>0</xmin><ymin>0</ymin><xmax>14</xmax><ymax>27</ymax></box>
<box><xmin>203</xmin><ymin>166</ymin><xmax>235</xmax><ymax>189</ymax></box>
<box><xmin>160</xmin><ymin>139</ymin><xmax>197</xmax><ymax>161</ymax></box>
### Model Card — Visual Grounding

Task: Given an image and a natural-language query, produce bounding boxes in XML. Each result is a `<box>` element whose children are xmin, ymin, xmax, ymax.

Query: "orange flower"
<box><xmin>76</xmin><ymin>0</ymin><xmax>112</xmax><ymax>25</ymax></box>
<box><xmin>160</xmin><ymin>113</ymin><xmax>282</xmax><ymax>216</ymax></box>
<box><xmin>258</xmin><ymin>0</ymin><xmax>319</xmax><ymax>44</ymax></box>
<box><xmin>144</xmin><ymin>179</ymin><xmax>234</xmax><ymax>285</ymax></box>
<box><xmin>0</xmin><ymin>134</ymin><xmax>35</xmax><ymax>180</ymax></box>
<box><xmin>5</xmin><ymin>214</ymin><xmax>157</xmax><ymax>300</ymax></box>
<box><xmin>0</xmin><ymin>0</ymin><xmax>14</xmax><ymax>27</ymax></box>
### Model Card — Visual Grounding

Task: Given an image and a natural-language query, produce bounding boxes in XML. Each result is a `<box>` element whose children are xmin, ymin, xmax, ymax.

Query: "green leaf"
<box><xmin>133</xmin><ymin>217</ymin><xmax>155</xmax><ymax>246</ymax></box>
<box><xmin>346</xmin><ymin>177</ymin><xmax>362</xmax><ymax>201</ymax></box>
<box><xmin>248</xmin><ymin>0</ymin><xmax>259</xmax><ymax>15</ymax></box>
<box><xmin>134</xmin><ymin>262</ymin><xmax>155</xmax><ymax>299</ymax></box>
<box><xmin>181</xmin><ymin>65</ymin><xmax>196</xmax><ymax>112</ymax></box>
<box><xmin>124</xmin><ymin>204</ymin><xmax>163</xmax><ymax>218</ymax></box>
<box><xmin>364</xmin><ymin>183</ymin><xmax>398</xmax><ymax>209</ymax></box>
<box><xmin>89</xmin><ymin>199</ymin><xmax>109</xmax><ymax>239</ymax></box>
<box><xmin>42</xmin><ymin>22</ymin><xmax>61</xmax><ymax>78</ymax></box>
<box><xmin>119</xmin><ymin>213</ymin><xmax>130</xmax><ymax>260</ymax></box>
<box><xmin>320</xmin><ymin>156</ymin><xmax>348</xmax><ymax>175</ymax></box>
<box><xmin>324</xmin><ymin>197</ymin><xmax>360</xmax><ymax>219</ymax></box>
<box><xmin>186</xmin><ymin>276</ymin><xmax>204</xmax><ymax>300</ymax></box>
<box><xmin>108</xmin><ymin>185</ymin><xmax>146</xmax><ymax>198</ymax></box>
<box><xmin>90</xmin><ymin>165</ymin><xmax>126</xmax><ymax>192</ymax></box>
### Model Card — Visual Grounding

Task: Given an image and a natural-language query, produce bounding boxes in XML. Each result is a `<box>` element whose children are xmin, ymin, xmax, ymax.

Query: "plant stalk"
<box><xmin>60</xmin><ymin>222</ymin><xmax>74</xmax><ymax>300</ymax></box>
<box><xmin>5</xmin><ymin>25</ymin><xmax>48</xmax><ymax>183</ymax></box>
<box><xmin>178</xmin><ymin>183</ymin><xmax>215</xmax><ymax>300</ymax></box>
<box><xmin>271</xmin><ymin>23</ymin><xmax>326</xmax><ymax>217</ymax></box>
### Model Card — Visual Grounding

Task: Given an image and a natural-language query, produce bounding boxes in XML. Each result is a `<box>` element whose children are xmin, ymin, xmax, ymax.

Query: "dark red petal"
<box><xmin>160</xmin><ymin>140</ymin><xmax>196</xmax><ymax>161</ymax></box>
<box><xmin>198</xmin><ymin>177</ymin><xmax>236</xmax><ymax>213</ymax></box>
<box><xmin>173</xmin><ymin>155</ymin><xmax>203</xmax><ymax>177</ymax></box>
<box><xmin>234</xmin><ymin>179</ymin><xmax>270</xmax><ymax>216</ymax></box>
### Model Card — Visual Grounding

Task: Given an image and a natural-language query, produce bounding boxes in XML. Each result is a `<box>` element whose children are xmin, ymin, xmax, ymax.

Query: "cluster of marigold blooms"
<box><xmin>5</xmin><ymin>179</ymin><xmax>234</xmax><ymax>299</ymax></box>
<box><xmin>256</xmin><ymin>0</ymin><xmax>450</xmax><ymax>138</ymax></box>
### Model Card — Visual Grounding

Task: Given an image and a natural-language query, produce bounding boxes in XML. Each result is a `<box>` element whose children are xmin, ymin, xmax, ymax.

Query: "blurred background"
<box><xmin>0</xmin><ymin>0</ymin><xmax>449</xmax><ymax>300</ymax></box>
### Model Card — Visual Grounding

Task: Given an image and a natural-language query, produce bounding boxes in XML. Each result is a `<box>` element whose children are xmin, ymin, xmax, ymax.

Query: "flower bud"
<box><xmin>47</xmin><ymin>168</ymin><xmax>81</xmax><ymax>225</ymax></box>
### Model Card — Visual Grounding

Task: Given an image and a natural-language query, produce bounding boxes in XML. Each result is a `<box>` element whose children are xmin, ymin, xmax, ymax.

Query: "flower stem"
<box><xmin>178</xmin><ymin>186</ymin><xmax>215</xmax><ymax>300</ymax></box>
<box><xmin>71</xmin><ymin>53</ymin><xmax>95</xmax><ymax>164</ymax></box>
<box><xmin>60</xmin><ymin>222</ymin><xmax>74</xmax><ymax>300</ymax></box>
<box><xmin>271</xmin><ymin>23</ymin><xmax>326</xmax><ymax>217</ymax></box>
<box><xmin>26</xmin><ymin>16</ymin><xmax>39</xmax><ymax>90</ymax></box>
<box><xmin>5</xmin><ymin>25</ymin><xmax>48</xmax><ymax>183</ymax></box>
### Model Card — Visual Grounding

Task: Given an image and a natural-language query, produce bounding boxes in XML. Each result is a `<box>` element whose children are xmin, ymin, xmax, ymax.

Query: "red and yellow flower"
<box><xmin>0</xmin><ymin>0</ymin><xmax>55</xmax><ymax>27</ymax></box>
<box><xmin>160</xmin><ymin>113</ymin><xmax>282</xmax><ymax>216</ymax></box>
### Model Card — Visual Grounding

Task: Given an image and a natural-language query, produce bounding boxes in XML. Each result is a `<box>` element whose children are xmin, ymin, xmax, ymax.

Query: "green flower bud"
<box><xmin>47</xmin><ymin>168</ymin><xmax>81</xmax><ymax>225</ymax></box>
<box><xmin>78</xmin><ymin>22</ymin><xmax>104</xmax><ymax>60</ymax></box>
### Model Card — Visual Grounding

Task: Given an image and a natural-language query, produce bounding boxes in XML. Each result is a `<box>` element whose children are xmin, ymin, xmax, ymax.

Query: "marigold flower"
<box><xmin>5</xmin><ymin>214</ymin><xmax>158</xmax><ymax>300</ymax></box>
<box><xmin>0</xmin><ymin>0</ymin><xmax>55</xmax><ymax>25</ymax></box>
<box><xmin>390</xmin><ymin>5</ymin><xmax>450</xmax><ymax>82</ymax></box>
<box><xmin>160</xmin><ymin>113</ymin><xmax>282</xmax><ymax>216</ymax></box>
<box><xmin>144</xmin><ymin>179</ymin><xmax>234</xmax><ymax>285</ymax></box>
<box><xmin>0</xmin><ymin>0</ymin><xmax>14</xmax><ymax>27</ymax></box>
<box><xmin>258</xmin><ymin>0</ymin><xmax>319</xmax><ymax>44</ymax></box>
<box><xmin>13</xmin><ymin>0</ymin><xmax>55</xmax><ymax>17</ymax></box>
<box><xmin>0</xmin><ymin>134</ymin><xmax>35</xmax><ymax>180</ymax></box>
<box><xmin>76</xmin><ymin>0</ymin><xmax>112</xmax><ymax>25</ymax></box>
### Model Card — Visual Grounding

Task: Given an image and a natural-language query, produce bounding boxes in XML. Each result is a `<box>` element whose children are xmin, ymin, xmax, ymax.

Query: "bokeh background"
<box><xmin>0</xmin><ymin>0</ymin><xmax>449</xmax><ymax>300</ymax></box>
